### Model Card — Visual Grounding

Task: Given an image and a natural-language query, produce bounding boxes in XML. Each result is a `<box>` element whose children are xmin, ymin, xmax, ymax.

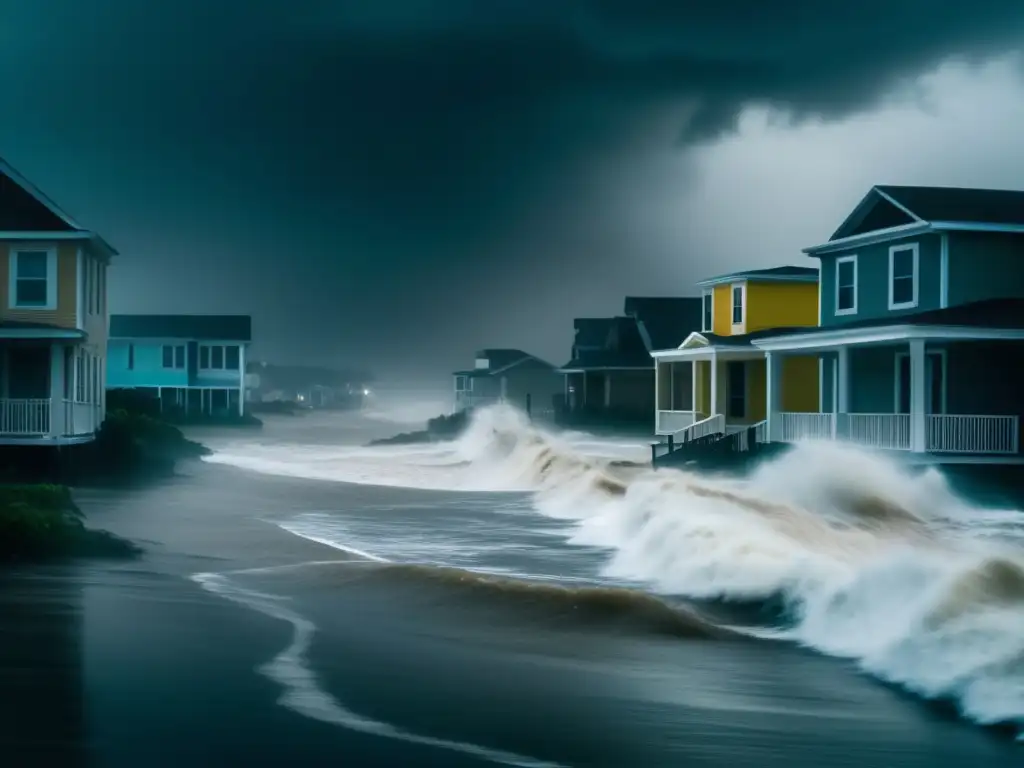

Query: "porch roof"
<box><xmin>752</xmin><ymin>298</ymin><xmax>1024</xmax><ymax>351</ymax></box>
<box><xmin>0</xmin><ymin>320</ymin><xmax>85</xmax><ymax>340</ymax></box>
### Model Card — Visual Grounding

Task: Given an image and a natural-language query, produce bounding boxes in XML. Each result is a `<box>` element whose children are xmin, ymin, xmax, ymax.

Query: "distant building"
<box><xmin>106</xmin><ymin>314</ymin><xmax>252</xmax><ymax>417</ymax></box>
<box><xmin>452</xmin><ymin>348</ymin><xmax>562</xmax><ymax>416</ymax></box>
<box><xmin>245</xmin><ymin>362</ymin><xmax>371</xmax><ymax>409</ymax></box>
<box><xmin>0</xmin><ymin>156</ymin><xmax>115</xmax><ymax>444</ymax></box>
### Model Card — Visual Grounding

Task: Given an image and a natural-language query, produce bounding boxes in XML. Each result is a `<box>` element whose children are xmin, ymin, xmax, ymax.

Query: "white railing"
<box><xmin>681</xmin><ymin>413</ymin><xmax>725</xmax><ymax>442</ymax></box>
<box><xmin>781</xmin><ymin>412</ymin><xmax>835</xmax><ymax>442</ymax></box>
<box><xmin>0</xmin><ymin>398</ymin><xmax>51</xmax><ymax>435</ymax></box>
<box><xmin>754</xmin><ymin>420</ymin><xmax>768</xmax><ymax>444</ymax></box>
<box><xmin>839</xmin><ymin>413</ymin><xmax>911</xmax><ymax>450</ymax></box>
<box><xmin>64</xmin><ymin>399</ymin><xmax>99</xmax><ymax>436</ymax></box>
<box><xmin>927</xmin><ymin>415</ymin><xmax>1019</xmax><ymax>454</ymax></box>
<box><xmin>656</xmin><ymin>409</ymin><xmax>699</xmax><ymax>435</ymax></box>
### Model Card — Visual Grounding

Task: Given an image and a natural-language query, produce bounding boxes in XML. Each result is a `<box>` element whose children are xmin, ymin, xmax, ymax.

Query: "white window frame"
<box><xmin>730</xmin><ymin>282</ymin><xmax>746</xmax><ymax>333</ymax></box>
<box><xmin>834</xmin><ymin>254</ymin><xmax>858</xmax><ymax>316</ymax></box>
<box><xmin>162</xmin><ymin>344</ymin><xmax>185</xmax><ymax>370</ymax></box>
<box><xmin>199</xmin><ymin>344</ymin><xmax>240</xmax><ymax>371</ymax></box>
<box><xmin>8</xmin><ymin>246</ymin><xmax>58</xmax><ymax>310</ymax></box>
<box><xmin>701</xmin><ymin>289</ymin><xmax>714</xmax><ymax>333</ymax></box>
<box><xmin>888</xmin><ymin>243</ymin><xmax>919</xmax><ymax>311</ymax></box>
<box><xmin>894</xmin><ymin>349</ymin><xmax>947</xmax><ymax>415</ymax></box>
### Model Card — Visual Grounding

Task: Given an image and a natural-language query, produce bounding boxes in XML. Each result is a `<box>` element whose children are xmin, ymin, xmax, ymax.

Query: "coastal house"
<box><xmin>0</xmin><ymin>157</ymin><xmax>115</xmax><ymax>444</ymax></box>
<box><xmin>107</xmin><ymin>314</ymin><xmax>251</xmax><ymax>417</ymax></box>
<box><xmin>559</xmin><ymin>297</ymin><xmax>701</xmax><ymax>425</ymax></box>
<box><xmin>245</xmin><ymin>362</ymin><xmax>371</xmax><ymax>408</ymax></box>
<box><xmin>752</xmin><ymin>185</ymin><xmax>1024</xmax><ymax>460</ymax></box>
<box><xmin>650</xmin><ymin>266</ymin><xmax>821</xmax><ymax>443</ymax></box>
<box><xmin>453</xmin><ymin>348</ymin><xmax>562</xmax><ymax>417</ymax></box>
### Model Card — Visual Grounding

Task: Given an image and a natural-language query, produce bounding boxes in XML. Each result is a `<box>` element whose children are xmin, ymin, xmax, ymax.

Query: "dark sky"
<box><xmin>3</xmin><ymin>1</ymin><xmax>1024</xmax><ymax>381</ymax></box>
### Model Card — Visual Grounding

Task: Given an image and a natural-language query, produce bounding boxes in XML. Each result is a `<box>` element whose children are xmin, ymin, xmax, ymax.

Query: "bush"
<box><xmin>0</xmin><ymin>484</ymin><xmax>140</xmax><ymax>562</ymax></box>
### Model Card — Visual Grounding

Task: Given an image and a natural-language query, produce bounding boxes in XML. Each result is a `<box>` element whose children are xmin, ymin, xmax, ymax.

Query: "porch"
<box><xmin>0</xmin><ymin>343</ymin><xmax>102</xmax><ymax>444</ymax></box>
<box><xmin>562</xmin><ymin>368</ymin><xmax>653</xmax><ymax>421</ymax></box>
<box><xmin>758</xmin><ymin>330</ymin><xmax>1024</xmax><ymax>458</ymax></box>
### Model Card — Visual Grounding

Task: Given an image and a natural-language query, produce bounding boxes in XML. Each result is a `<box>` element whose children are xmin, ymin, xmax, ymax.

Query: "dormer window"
<box><xmin>701</xmin><ymin>289</ymin><xmax>713</xmax><ymax>332</ymax></box>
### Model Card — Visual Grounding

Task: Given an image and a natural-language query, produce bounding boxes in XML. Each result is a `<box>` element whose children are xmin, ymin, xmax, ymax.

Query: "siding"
<box><xmin>503</xmin><ymin>361</ymin><xmax>563</xmax><ymax>413</ymax></box>
<box><xmin>712</xmin><ymin>284</ymin><xmax>734</xmax><ymax>335</ymax></box>
<box><xmin>947</xmin><ymin>231</ymin><xmax>1024</xmax><ymax>304</ymax></box>
<box><xmin>746</xmin><ymin>359</ymin><xmax>767</xmax><ymax>421</ymax></box>
<box><xmin>945</xmin><ymin>341</ymin><xmax>1024</xmax><ymax>419</ymax></box>
<box><xmin>746</xmin><ymin>282</ymin><xmax>819</xmax><ymax>332</ymax></box>
<box><xmin>607</xmin><ymin>369</ymin><xmax>654</xmax><ymax>415</ymax></box>
<box><xmin>0</xmin><ymin>241</ymin><xmax>78</xmax><ymax>328</ymax></box>
<box><xmin>781</xmin><ymin>355</ymin><xmax>819</xmax><ymax>412</ymax></box>
<box><xmin>849</xmin><ymin>347</ymin><xmax>898</xmax><ymax>413</ymax></box>
<box><xmin>695</xmin><ymin>360</ymin><xmax>711</xmax><ymax>414</ymax></box>
<box><xmin>817</xmin><ymin>233</ymin><xmax>941</xmax><ymax>325</ymax></box>
<box><xmin>107</xmin><ymin>340</ymin><xmax>189</xmax><ymax>388</ymax></box>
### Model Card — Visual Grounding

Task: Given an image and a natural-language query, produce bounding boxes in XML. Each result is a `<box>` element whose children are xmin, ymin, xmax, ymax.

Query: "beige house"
<box><xmin>0</xmin><ymin>157</ymin><xmax>115</xmax><ymax>444</ymax></box>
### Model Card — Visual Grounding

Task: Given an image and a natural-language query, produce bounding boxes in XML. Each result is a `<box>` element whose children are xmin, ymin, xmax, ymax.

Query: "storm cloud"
<box><xmin>1</xmin><ymin>1</ymin><xmax>1023</xmax><ymax>378</ymax></box>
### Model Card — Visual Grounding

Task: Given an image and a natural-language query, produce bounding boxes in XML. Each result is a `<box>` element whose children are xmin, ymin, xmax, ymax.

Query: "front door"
<box><xmin>897</xmin><ymin>352</ymin><xmax>945</xmax><ymax>414</ymax></box>
<box><xmin>726</xmin><ymin>361</ymin><xmax>746</xmax><ymax>419</ymax></box>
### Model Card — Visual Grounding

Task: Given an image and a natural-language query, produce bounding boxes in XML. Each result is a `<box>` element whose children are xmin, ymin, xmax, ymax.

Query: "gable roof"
<box><xmin>110</xmin><ymin>314</ymin><xmax>252</xmax><ymax>341</ymax></box>
<box><xmin>559</xmin><ymin>314</ymin><xmax>652</xmax><ymax>371</ymax></box>
<box><xmin>623</xmin><ymin>296</ymin><xmax>702</xmax><ymax>350</ymax></box>
<box><xmin>695</xmin><ymin>265</ymin><xmax>819</xmax><ymax>288</ymax></box>
<box><xmin>454</xmin><ymin>348</ymin><xmax>555</xmax><ymax>377</ymax></box>
<box><xmin>572</xmin><ymin>318</ymin><xmax>616</xmax><ymax>349</ymax></box>
<box><xmin>0</xmin><ymin>156</ymin><xmax>118</xmax><ymax>256</ymax></box>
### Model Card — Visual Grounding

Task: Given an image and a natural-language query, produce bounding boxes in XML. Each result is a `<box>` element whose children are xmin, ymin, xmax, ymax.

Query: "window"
<box><xmin>889</xmin><ymin>243</ymin><xmax>919</xmax><ymax>310</ymax></box>
<box><xmin>10</xmin><ymin>248</ymin><xmax>56</xmax><ymax>309</ymax></box>
<box><xmin>731</xmin><ymin>283</ymin><xmax>744</xmax><ymax>327</ymax></box>
<box><xmin>701</xmin><ymin>289</ymin><xmax>714</xmax><ymax>332</ymax></box>
<box><xmin>835</xmin><ymin>255</ymin><xmax>857</xmax><ymax>315</ymax></box>
<box><xmin>127</xmin><ymin>344</ymin><xmax>135</xmax><ymax>370</ymax></box>
<box><xmin>199</xmin><ymin>345</ymin><xmax>239</xmax><ymax>370</ymax></box>
<box><xmin>162</xmin><ymin>345</ymin><xmax>185</xmax><ymax>369</ymax></box>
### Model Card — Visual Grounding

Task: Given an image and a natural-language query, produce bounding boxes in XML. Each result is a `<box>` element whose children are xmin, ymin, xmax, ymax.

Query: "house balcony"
<box><xmin>778</xmin><ymin>412</ymin><xmax>1019</xmax><ymax>455</ymax></box>
<box><xmin>0</xmin><ymin>398</ymin><xmax>100</xmax><ymax>444</ymax></box>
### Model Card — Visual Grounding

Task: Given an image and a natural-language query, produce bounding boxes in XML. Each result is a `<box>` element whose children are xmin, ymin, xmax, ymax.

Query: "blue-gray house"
<box><xmin>107</xmin><ymin>314</ymin><xmax>252</xmax><ymax>417</ymax></box>
<box><xmin>753</xmin><ymin>185</ymin><xmax>1024</xmax><ymax>460</ymax></box>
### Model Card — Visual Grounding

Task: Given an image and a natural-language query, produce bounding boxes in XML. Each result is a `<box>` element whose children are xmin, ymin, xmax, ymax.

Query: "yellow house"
<box><xmin>651</xmin><ymin>266</ymin><xmax>820</xmax><ymax>439</ymax></box>
<box><xmin>0</xmin><ymin>156</ymin><xmax>116</xmax><ymax>444</ymax></box>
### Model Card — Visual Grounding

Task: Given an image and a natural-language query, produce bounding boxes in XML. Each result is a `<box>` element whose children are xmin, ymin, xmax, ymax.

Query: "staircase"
<box><xmin>652</xmin><ymin>418</ymin><xmax>770</xmax><ymax>468</ymax></box>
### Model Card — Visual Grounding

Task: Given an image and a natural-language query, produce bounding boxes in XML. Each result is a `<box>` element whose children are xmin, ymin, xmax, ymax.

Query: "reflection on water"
<box><xmin>0</xmin><ymin>565</ymin><xmax>87</xmax><ymax>766</ymax></box>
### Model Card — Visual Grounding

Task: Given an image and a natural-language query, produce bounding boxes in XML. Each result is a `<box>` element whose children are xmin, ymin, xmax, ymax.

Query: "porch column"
<box><xmin>669</xmin><ymin>363</ymin><xmax>675</xmax><ymax>410</ymax></box>
<box><xmin>766</xmin><ymin>351</ymin><xmax>782</xmax><ymax>442</ymax></box>
<box><xmin>238</xmin><ymin>343</ymin><xmax>246</xmax><ymax>416</ymax></box>
<box><xmin>49</xmin><ymin>344</ymin><xmax>66</xmax><ymax>438</ymax></box>
<box><xmin>909</xmin><ymin>339</ymin><xmax>927</xmax><ymax>452</ymax></box>
<box><xmin>691</xmin><ymin>359</ymin><xmax>698</xmax><ymax>412</ymax></box>
<box><xmin>836</xmin><ymin>347</ymin><xmax>850</xmax><ymax>413</ymax></box>
<box><xmin>710</xmin><ymin>352</ymin><xmax>719</xmax><ymax>416</ymax></box>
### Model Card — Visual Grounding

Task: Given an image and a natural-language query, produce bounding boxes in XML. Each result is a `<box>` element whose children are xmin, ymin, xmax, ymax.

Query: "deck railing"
<box><xmin>0</xmin><ymin>398</ymin><xmax>51</xmax><ymax>435</ymax></box>
<box><xmin>927</xmin><ymin>414</ymin><xmax>1019</xmax><ymax>454</ymax></box>
<box><xmin>781</xmin><ymin>412</ymin><xmax>835</xmax><ymax>442</ymax></box>
<box><xmin>839</xmin><ymin>413</ymin><xmax>911</xmax><ymax>451</ymax></box>
<box><xmin>656</xmin><ymin>409</ymin><xmax>699</xmax><ymax>435</ymax></box>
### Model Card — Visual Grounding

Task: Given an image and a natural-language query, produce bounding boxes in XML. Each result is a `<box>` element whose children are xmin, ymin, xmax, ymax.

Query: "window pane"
<box><xmin>16</xmin><ymin>279</ymin><xmax>47</xmax><ymax>305</ymax></box>
<box><xmin>163</xmin><ymin>346</ymin><xmax>173</xmax><ymax>368</ymax></box>
<box><xmin>225</xmin><ymin>346</ymin><xmax>240</xmax><ymax>370</ymax></box>
<box><xmin>892</xmin><ymin>250</ymin><xmax>914</xmax><ymax>278</ymax></box>
<box><xmin>175</xmin><ymin>346</ymin><xmax>185</xmax><ymax>368</ymax></box>
<box><xmin>200</xmin><ymin>347</ymin><xmax>210</xmax><ymax>368</ymax></box>
<box><xmin>212</xmin><ymin>346</ymin><xmax>224</xmax><ymax>368</ymax></box>
<box><xmin>732</xmin><ymin>287</ymin><xmax>742</xmax><ymax>324</ymax></box>
<box><xmin>127</xmin><ymin>344</ymin><xmax>134</xmax><ymax>370</ymax></box>
<box><xmin>837</xmin><ymin>261</ymin><xmax>854</xmax><ymax>287</ymax></box>
<box><xmin>16</xmin><ymin>251</ymin><xmax>48</xmax><ymax>278</ymax></box>
<box><xmin>837</xmin><ymin>285</ymin><xmax>854</xmax><ymax>311</ymax></box>
<box><xmin>892</xmin><ymin>276</ymin><xmax>914</xmax><ymax>305</ymax></box>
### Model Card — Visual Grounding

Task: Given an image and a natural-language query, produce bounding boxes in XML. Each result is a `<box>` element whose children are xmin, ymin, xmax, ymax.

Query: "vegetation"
<box><xmin>369</xmin><ymin>409</ymin><xmax>470</xmax><ymax>446</ymax></box>
<box><xmin>0</xmin><ymin>484</ymin><xmax>140</xmax><ymax>562</ymax></box>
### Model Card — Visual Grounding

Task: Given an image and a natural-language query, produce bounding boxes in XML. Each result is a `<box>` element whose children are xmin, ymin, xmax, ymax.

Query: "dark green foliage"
<box><xmin>0</xmin><ymin>484</ymin><xmax>140</xmax><ymax>562</ymax></box>
<box><xmin>369</xmin><ymin>409</ymin><xmax>470</xmax><ymax>447</ymax></box>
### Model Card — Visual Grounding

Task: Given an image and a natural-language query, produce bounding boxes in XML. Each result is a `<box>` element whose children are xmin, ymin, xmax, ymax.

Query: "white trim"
<box><xmin>701</xmin><ymin>288</ymin><xmax>714</xmax><ymax>333</ymax></box>
<box><xmin>817</xmin><ymin>273</ymin><xmax>822</xmax><ymax>325</ymax></box>
<box><xmin>939</xmin><ymin>233</ymin><xmax>949</xmax><ymax>309</ymax></box>
<box><xmin>558</xmin><ymin>366</ymin><xmax>651</xmax><ymax>373</ymax></box>
<box><xmin>8</xmin><ymin>246</ymin><xmax>58</xmax><ymax>310</ymax></box>
<box><xmin>931</xmin><ymin>221</ymin><xmax>1024</xmax><ymax>233</ymax></box>
<box><xmin>730</xmin><ymin>281</ymin><xmax>746</xmax><ymax>334</ymax></box>
<box><xmin>895</xmin><ymin>348</ymin><xmax>947</xmax><ymax>415</ymax></box>
<box><xmin>873</xmin><ymin>187</ymin><xmax>925</xmax><ymax>222</ymax></box>
<box><xmin>675</xmin><ymin>331</ymin><xmax>710</xmax><ymax>350</ymax></box>
<box><xmin>696</xmin><ymin>271</ymin><xmax>818</xmax><ymax>288</ymax></box>
<box><xmin>75</xmin><ymin>247</ymin><xmax>84</xmax><ymax>329</ymax></box>
<box><xmin>831</xmin><ymin>356</ymin><xmax>838</xmax><ymax>412</ymax></box>
<box><xmin>888</xmin><ymin>242</ymin><xmax>919</xmax><ymax>311</ymax></box>
<box><xmin>817</xmin><ymin>357</ymin><xmax>824</xmax><ymax>412</ymax></box>
<box><xmin>834</xmin><ymin>254</ymin><xmax>858</xmax><ymax>316</ymax></box>
<box><xmin>753</xmin><ymin>324</ymin><xmax>1024</xmax><ymax>352</ymax></box>
<box><xmin>804</xmin><ymin>222</ymin><xmax>930</xmax><ymax>255</ymax></box>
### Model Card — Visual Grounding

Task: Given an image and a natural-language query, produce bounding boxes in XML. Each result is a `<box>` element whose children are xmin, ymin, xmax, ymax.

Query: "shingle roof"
<box><xmin>696</xmin><ymin>265</ymin><xmax>818</xmax><ymax>287</ymax></box>
<box><xmin>110</xmin><ymin>314</ymin><xmax>252</xmax><ymax>341</ymax></box>
<box><xmin>877</xmin><ymin>185</ymin><xmax>1024</xmax><ymax>226</ymax></box>
<box><xmin>572</xmin><ymin>318</ymin><xmax>615</xmax><ymax>349</ymax></box>
<box><xmin>624</xmin><ymin>296</ymin><xmax>702</xmax><ymax>350</ymax></box>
